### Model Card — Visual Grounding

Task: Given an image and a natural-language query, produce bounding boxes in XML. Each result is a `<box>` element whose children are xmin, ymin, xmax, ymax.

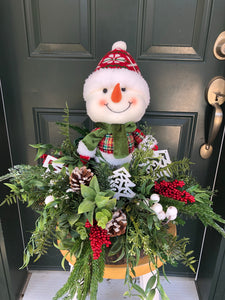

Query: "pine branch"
<box><xmin>53</xmin><ymin>241</ymin><xmax>92</xmax><ymax>300</ymax></box>
<box><xmin>21</xmin><ymin>211</ymin><xmax>57</xmax><ymax>268</ymax></box>
<box><xmin>57</xmin><ymin>104</ymin><xmax>75</xmax><ymax>155</ymax></box>
<box><xmin>0</xmin><ymin>193</ymin><xmax>19</xmax><ymax>206</ymax></box>
<box><xmin>0</xmin><ymin>173</ymin><xmax>14</xmax><ymax>182</ymax></box>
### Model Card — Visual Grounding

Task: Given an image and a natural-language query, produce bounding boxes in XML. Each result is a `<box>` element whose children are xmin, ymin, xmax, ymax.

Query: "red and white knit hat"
<box><xmin>95</xmin><ymin>41</ymin><xmax>140</xmax><ymax>73</ymax></box>
<box><xmin>83</xmin><ymin>41</ymin><xmax>150</xmax><ymax>107</ymax></box>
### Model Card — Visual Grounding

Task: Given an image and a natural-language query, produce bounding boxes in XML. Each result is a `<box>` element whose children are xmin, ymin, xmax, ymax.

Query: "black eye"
<box><xmin>103</xmin><ymin>88</ymin><xmax>108</xmax><ymax>93</ymax></box>
<box><xmin>121</xmin><ymin>87</ymin><xmax>126</xmax><ymax>92</ymax></box>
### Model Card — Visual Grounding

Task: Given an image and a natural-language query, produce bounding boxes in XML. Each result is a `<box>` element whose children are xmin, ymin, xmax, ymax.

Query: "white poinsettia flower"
<box><xmin>150</xmin><ymin>193</ymin><xmax>160</xmax><ymax>202</ymax></box>
<box><xmin>166</xmin><ymin>206</ymin><xmax>178</xmax><ymax>220</ymax></box>
<box><xmin>151</xmin><ymin>203</ymin><xmax>163</xmax><ymax>214</ymax></box>
<box><xmin>44</xmin><ymin>195</ymin><xmax>55</xmax><ymax>205</ymax></box>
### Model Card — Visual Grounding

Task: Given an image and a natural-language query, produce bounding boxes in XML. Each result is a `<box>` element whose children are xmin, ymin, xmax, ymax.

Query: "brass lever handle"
<box><xmin>200</xmin><ymin>77</ymin><xmax>225</xmax><ymax>159</ymax></box>
<box><xmin>200</xmin><ymin>103</ymin><xmax>223</xmax><ymax>159</ymax></box>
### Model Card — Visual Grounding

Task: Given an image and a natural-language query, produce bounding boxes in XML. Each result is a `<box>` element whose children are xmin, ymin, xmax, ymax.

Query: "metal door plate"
<box><xmin>206</xmin><ymin>76</ymin><xmax>225</xmax><ymax>106</ymax></box>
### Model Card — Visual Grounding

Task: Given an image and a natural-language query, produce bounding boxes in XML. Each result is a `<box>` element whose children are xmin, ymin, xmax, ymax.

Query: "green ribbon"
<box><xmin>82</xmin><ymin>122</ymin><xmax>136</xmax><ymax>159</ymax></box>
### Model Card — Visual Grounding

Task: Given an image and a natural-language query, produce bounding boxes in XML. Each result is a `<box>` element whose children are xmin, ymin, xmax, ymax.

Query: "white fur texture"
<box><xmin>84</xmin><ymin>68</ymin><xmax>150</xmax><ymax>106</ymax></box>
<box><xmin>95</xmin><ymin>152</ymin><xmax>132</xmax><ymax>166</ymax></box>
<box><xmin>112</xmin><ymin>41</ymin><xmax>127</xmax><ymax>51</ymax></box>
<box><xmin>77</xmin><ymin>140</ymin><xmax>96</xmax><ymax>157</ymax></box>
<box><xmin>83</xmin><ymin>69</ymin><xmax>150</xmax><ymax>124</ymax></box>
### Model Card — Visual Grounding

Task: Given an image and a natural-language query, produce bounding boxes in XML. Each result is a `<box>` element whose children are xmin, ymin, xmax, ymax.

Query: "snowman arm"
<box><xmin>77</xmin><ymin>140</ymin><xmax>97</xmax><ymax>158</ymax></box>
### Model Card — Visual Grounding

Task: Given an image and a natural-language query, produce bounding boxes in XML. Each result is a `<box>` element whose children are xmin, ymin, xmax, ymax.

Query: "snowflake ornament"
<box><xmin>109</xmin><ymin>167</ymin><xmax>136</xmax><ymax>199</ymax></box>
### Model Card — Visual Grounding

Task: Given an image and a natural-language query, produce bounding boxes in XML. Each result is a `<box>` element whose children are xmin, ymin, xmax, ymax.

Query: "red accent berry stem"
<box><xmin>85</xmin><ymin>220</ymin><xmax>111</xmax><ymax>259</ymax></box>
<box><xmin>154</xmin><ymin>180</ymin><xmax>195</xmax><ymax>204</ymax></box>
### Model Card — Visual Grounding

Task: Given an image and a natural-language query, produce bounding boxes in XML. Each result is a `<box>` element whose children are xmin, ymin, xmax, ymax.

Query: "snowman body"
<box><xmin>77</xmin><ymin>41</ymin><xmax>154</xmax><ymax>166</ymax></box>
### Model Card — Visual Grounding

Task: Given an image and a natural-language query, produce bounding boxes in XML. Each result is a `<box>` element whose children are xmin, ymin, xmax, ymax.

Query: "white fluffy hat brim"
<box><xmin>83</xmin><ymin>68</ymin><xmax>150</xmax><ymax>107</ymax></box>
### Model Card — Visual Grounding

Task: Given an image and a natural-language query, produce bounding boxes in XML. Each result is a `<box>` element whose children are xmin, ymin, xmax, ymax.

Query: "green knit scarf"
<box><xmin>82</xmin><ymin>122</ymin><xmax>136</xmax><ymax>159</ymax></box>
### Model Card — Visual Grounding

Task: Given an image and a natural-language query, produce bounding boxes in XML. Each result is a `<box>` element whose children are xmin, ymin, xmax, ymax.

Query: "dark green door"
<box><xmin>0</xmin><ymin>0</ymin><xmax>224</xmax><ymax>296</ymax></box>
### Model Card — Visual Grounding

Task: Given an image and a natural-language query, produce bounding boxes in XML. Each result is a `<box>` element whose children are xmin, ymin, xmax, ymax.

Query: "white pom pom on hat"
<box><xmin>112</xmin><ymin>41</ymin><xmax>127</xmax><ymax>51</ymax></box>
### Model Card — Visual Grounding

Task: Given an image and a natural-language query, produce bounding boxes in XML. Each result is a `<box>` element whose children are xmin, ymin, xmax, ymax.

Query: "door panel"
<box><xmin>0</xmin><ymin>0</ymin><xmax>224</xmax><ymax>280</ymax></box>
<box><xmin>139</xmin><ymin>0</ymin><xmax>212</xmax><ymax>60</ymax></box>
<box><xmin>24</xmin><ymin>0</ymin><xmax>95</xmax><ymax>58</ymax></box>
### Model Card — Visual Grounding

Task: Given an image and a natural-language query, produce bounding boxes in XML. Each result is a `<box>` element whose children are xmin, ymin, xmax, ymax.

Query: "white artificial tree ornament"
<box><xmin>140</xmin><ymin>149</ymin><xmax>171</xmax><ymax>178</ymax></box>
<box><xmin>109</xmin><ymin>167</ymin><xmax>136</xmax><ymax>199</ymax></box>
<box><xmin>43</xmin><ymin>155</ymin><xmax>69</xmax><ymax>175</ymax></box>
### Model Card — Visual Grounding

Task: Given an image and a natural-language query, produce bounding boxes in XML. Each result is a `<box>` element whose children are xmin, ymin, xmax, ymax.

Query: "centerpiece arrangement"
<box><xmin>1</xmin><ymin>41</ymin><xmax>225</xmax><ymax>300</ymax></box>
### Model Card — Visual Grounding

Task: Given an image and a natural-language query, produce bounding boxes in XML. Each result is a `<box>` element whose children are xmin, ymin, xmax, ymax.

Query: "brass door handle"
<box><xmin>200</xmin><ymin>77</ymin><xmax>225</xmax><ymax>159</ymax></box>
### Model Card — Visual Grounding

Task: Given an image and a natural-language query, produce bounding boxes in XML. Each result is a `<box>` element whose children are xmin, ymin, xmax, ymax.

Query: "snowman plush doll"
<box><xmin>77</xmin><ymin>41</ymin><xmax>157</xmax><ymax>166</ymax></box>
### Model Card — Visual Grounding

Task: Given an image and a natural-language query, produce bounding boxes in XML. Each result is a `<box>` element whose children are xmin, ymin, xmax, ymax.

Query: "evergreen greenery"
<box><xmin>0</xmin><ymin>107</ymin><xmax>224</xmax><ymax>300</ymax></box>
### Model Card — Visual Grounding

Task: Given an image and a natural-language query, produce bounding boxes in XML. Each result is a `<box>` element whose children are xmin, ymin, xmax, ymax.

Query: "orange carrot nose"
<box><xmin>111</xmin><ymin>83</ymin><xmax>122</xmax><ymax>103</ymax></box>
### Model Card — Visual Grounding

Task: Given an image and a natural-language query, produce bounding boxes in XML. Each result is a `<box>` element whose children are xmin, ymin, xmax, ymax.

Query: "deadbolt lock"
<box><xmin>213</xmin><ymin>31</ymin><xmax>225</xmax><ymax>60</ymax></box>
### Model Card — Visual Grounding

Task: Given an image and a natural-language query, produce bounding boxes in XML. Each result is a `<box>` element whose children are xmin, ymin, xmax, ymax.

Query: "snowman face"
<box><xmin>84</xmin><ymin>69</ymin><xmax>150</xmax><ymax>124</ymax></box>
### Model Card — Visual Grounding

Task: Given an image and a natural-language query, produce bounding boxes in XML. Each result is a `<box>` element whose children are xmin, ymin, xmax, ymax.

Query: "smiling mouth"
<box><xmin>105</xmin><ymin>102</ymin><xmax>132</xmax><ymax>113</ymax></box>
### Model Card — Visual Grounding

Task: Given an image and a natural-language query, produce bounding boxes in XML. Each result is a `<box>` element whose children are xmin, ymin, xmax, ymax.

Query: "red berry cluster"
<box><xmin>85</xmin><ymin>220</ymin><xmax>111</xmax><ymax>260</ymax></box>
<box><xmin>154</xmin><ymin>179</ymin><xmax>195</xmax><ymax>204</ymax></box>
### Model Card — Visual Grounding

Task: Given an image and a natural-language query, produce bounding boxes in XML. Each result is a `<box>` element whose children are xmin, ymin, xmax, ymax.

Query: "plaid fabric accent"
<box><xmin>133</xmin><ymin>128</ymin><xmax>146</xmax><ymax>144</ymax></box>
<box><xmin>98</xmin><ymin>133</ymin><xmax>135</xmax><ymax>154</ymax></box>
<box><xmin>92</xmin><ymin>127</ymin><xmax>145</xmax><ymax>154</ymax></box>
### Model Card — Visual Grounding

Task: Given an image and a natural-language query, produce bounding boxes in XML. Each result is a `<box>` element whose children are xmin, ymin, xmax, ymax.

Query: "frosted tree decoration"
<box><xmin>43</xmin><ymin>155</ymin><xmax>69</xmax><ymax>175</ymax></box>
<box><xmin>109</xmin><ymin>167</ymin><xmax>136</xmax><ymax>199</ymax></box>
<box><xmin>140</xmin><ymin>150</ymin><xmax>171</xmax><ymax>178</ymax></box>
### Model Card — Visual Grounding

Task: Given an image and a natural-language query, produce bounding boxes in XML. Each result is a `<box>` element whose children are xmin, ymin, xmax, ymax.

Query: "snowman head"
<box><xmin>83</xmin><ymin>41</ymin><xmax>150</xmax><ymax>124</ymax></box>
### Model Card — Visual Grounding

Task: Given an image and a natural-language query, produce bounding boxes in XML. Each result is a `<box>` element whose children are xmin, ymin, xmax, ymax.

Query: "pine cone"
<box><xmin>69</xmin><ymin>166</ymin><xmax>93</xmax><ymax>192</ymax></box>
<box><xmin>106</xmin><ymin>210</ymin><xmax>127</xmax><ymax>237</ymax></box>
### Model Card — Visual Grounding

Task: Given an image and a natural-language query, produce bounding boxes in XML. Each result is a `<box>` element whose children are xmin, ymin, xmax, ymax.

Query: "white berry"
<box><xmin>151</xmin><ymin>203</ymin><xmax>163</xmax><ymax>214</ymax></box>
<box><xmin>166</xmin><ymin>206</ymin><xmax>178</xmax><ymax>220</ymax></box>
<box><xmin>44</xmin><ymin>195</ymin><xmax>55</xmax><ymax>205</ymax></box>
<box><xmin>150</xmin><ymin>193</ymin><xmax>160</xmax><ymax>202</ymax></box>
<box><xmin>157</xmin><ymin>211</ymin><xmax>166</xmax><ymax>220</ymax></box>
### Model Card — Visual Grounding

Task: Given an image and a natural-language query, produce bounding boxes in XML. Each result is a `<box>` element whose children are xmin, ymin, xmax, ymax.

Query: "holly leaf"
<box><xmin>54</xmin><ymin>156</ymin><xmax>75</xmax><ymax>164</ymax></box>
<box><xmin>87</xmin><ymin>210</ymin><xmax>94</xmax><ymax>225</ymax></box>
<box><xmin>34</xmin><ymin>148</ymin><xmax>47</xmax><ymax>161</ymax></box>
<box><xmin>89</xmin><ymin>176</ymin><xmax>100</xmax><ymax>193</ymax></box>
<box><xmin>95</xmin><ymin>194</ymin><xmax>110</xmax><ymax>208</ymax></box>
<box><xmin>68</xmin><ymin>214</ymin><xmax>80</xmax><ymax>226</ymax></box>
<box><xmin>78</xmin><ymin>200</ymin><xmax>95</xmax><ymax>214</ymax></box>
<box><xmin>81</xmin><ymin>185</ymin><xmax>96</xmax><ymax>199</ymax></box>
<box><xmin>104</xmin><ymin>198</ymin><xmax>117</xmax><ymax>210</ymax></box>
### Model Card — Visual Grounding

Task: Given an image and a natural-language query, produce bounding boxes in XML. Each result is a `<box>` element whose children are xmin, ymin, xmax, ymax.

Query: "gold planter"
<box><xmin>59</xmin><ymin>223</ymin><xmax>176</xmax><ymax>279</ymax></box>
